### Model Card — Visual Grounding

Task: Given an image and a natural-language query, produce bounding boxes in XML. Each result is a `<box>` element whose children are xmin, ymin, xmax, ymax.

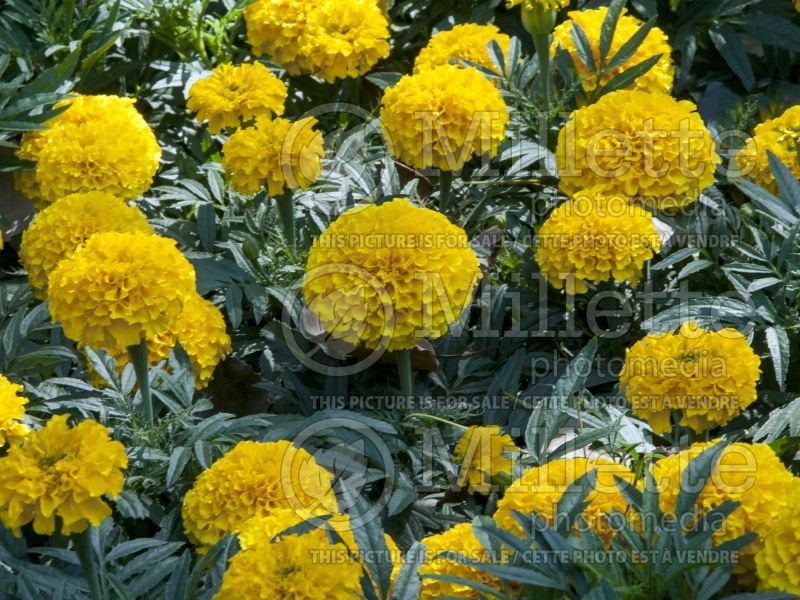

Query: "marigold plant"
<box><xmin>551</xmin><ymin>7</ymin><xmax>674</xmax><ymax>95</ymax></box>
<box><xmin>181</xmin><ymin>440</ymin><xmax>338</xmax><ymax>551</ymax></box>
<box><xmin>303</xmin><ymin>198</ymin><xmax>481</xmax><ymax>351</ymax></box>
<box><xmin>0</xmin><ymin>414</ymin><xmax>127</xmax><ymax>536</ymax></box>
<box><xmin>0</xmin><ymin>375</ymin><xmax>28</xmax><ymax>447</ymax></box>
<box><xmin>48</xmin><ymin>232</ymin><xmax>196</xmax><ymax>351</ymax></box>
<box><xmin>654</xmin><ymin>441</ymin><xmax>799</xmax><ymax>584</ymax></box>
<box><xmin>452</xmin><ymin>425</ymin><xmax>518</xmax><ymax>494</ymax></box>
<box><xmin>494</xmin><ymin>457</ymin><xmax>636</xmax><ymax>542</ymax></box>
<box><xmin>222</xmin><ymin>116</ymin><xmax>324</xmax><ymax>196</ymax></box>
<box><xmin>735</xmin><ymin>105</ymin><xmax>800</xmax><ymax>194</ymax></box>
<box><xmin>380</xmin><ymin>64</ymin><xmax>509</xmax><ymax>171</ymax></box>
<box><xmin>619</xmin><ymin>321</ymin><xmax>761</xmax><ymax>434</ymax></box>
<box><xmin>556</xmin><ymin>90</ymin><xmax>720</xmax><ymax>210</ymax></box>
<box><xmin>20</xmin><ymin>192</ymin><xmax>152</xmax><ymax>298</ymax></box>
<box><xmin>187</xmin><ymin>62</ymin><xmax>287</xmax><ymax>134</ymax></box>
<box><xmin>15</xmin><ymin>95</ymin><xmax>161</xmax><ymax>208</ymax></box>
<box><xmin>414</xmin><ymin>23</ymin><xmax>510</xmax><ymax>75</ymax></box>
<box><xmin>535</xmin><ymin>191</ymin><xmax>660</xmax><ymax>294</ymax></box>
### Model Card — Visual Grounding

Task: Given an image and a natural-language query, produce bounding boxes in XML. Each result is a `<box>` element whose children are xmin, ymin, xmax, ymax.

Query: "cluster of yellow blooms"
<box><xmin>736</xmin><ymin>105</ymin><xmax>800</xmax><ymax>194</ymax></box>
<box><xmin>620</xmin><ymin>321</ymin><xmax>761</xmax><ymax>434</ymax></box>
<box><xmin>303</xmin><ymin>198</ymin><xmax>482</xmax><ymax>351</ymax></box>
<box><xmin>15</xmin><ymin>95</ymin><xmax>161</xmax><ymax>209</ymax></box>
<box><xmin>244</xmin><ymin>0</ymin><xmax>390</xmax><ymax>82</ymax></box>
<box><xmin>414</xmin><ymin>23</ymin><xmax>511</xmax><ymax>75</ymax></box>
<box><xmin>535</xmin><ymin>191</ymin><xmax>661</xmax><ymax>294</ymax></box>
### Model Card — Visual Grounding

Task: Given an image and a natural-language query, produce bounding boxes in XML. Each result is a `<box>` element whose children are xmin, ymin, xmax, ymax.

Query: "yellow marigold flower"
<box><xmin>214</xmin><ymin>511</ymin><xmax>363</xmax><ymax>600</ymax></box>
<box><xmin>535</xmin><ymin>191</ymin><xmax>660</xmax><ymax>294</ymax></box>
<box><xmin>181</xmin><ymin>440</ymin><xmax>338</xmax><ymax>551</ymax></box>
<box><xmin>0</xmin><ymin>375</ymin><xmax>28</xmax><ymax>446</ymax></box>
<box><xmin>453</xmin><ymin>425</ymin><xmax>518</xmax><ymax>494</ymax></box>
<box><xmin>380</xmin><ymin>64</ymin><xmax>509</xmax><ymax>171</ymax></box>
<box><xmin>735</xmin><ymin>105</ymin><xmax>800</xmax><ymax>194</ymax></box>
<box><xmin>15</xmin><ymin>95</ymin><xmax>161</xmax><ymax>207</ymax></box>
<box><xmin>507</xmin><ymin>0</ymin><xmax>569</xmax><ymax>10</ymax></box>
<box><xmin>556</xmin><ymin>90</ymin><xmax>721</xmax><ymax>210</ymax></box>
<box><xmin>303</xmin><ymin>198</ymin><xmax>481</xmax><ymax>352</ymax></box>
<box><xmin>419</xmin><ymin>522</ymin><xmax>505</xmax><ymax>599</ymax></box>
<box><xmin>300</xmin><ymin>0</ymin><xmax>391</xmax><ymax>83</ymax></box>
<box><xmin>414</xmin><ymin>24</ymin><xmax>511</xmax><ymax>75</ymax></box>
<box><xmin>756</xmin><ymin>500</ymin><xmax>800</xmax><ymax>594</ymax></box>
<box><xmin>222</xmin><ymin>116</ymin><xmax>324</xmax><ymax>196</ymax></box>
<box><xmin>494</xmin><ymin>457</ymin><xmax>635</xmax><ymax>542</ymax></box>
<box><xmin>244</xmin><ymin>0</ymin><xmax>311</xmax><ymax>75</ymax></box>
<box><xmin>552</xmin><ymin>8</ymin><xmax>674</xmax><ymax>95</ymax></box>
<box><xmin>0</xmin><ymin>414</ymin><xmax>127</xmax><ymax>536</ymax></box>
<box><xmin>619</xmin><ymin>321</ymin><xmax>761</xmax><ymax>435</ymax></box>
<box><xmin>654</xmin><ymin>441</ymin><xmax>799</xmax><ymax>584</ymax></box>
<box><xmin>48</xmin><ymin>232</ymin><xmax>196</xmax><ymax>351</ymax></box>
<box><xmin>13</xmin><ymin>130</ymin><xmax>48</xmax><ymax>209</ymax></box>
<box><xmin>187</xmin><ymin>63</ymin><xmax>287</xmax><ymax>134</ymax></box>
<box><xmin>20</xmin><ymin>192</ymin><xmax>152</xmax><ymax>299</ymax></box>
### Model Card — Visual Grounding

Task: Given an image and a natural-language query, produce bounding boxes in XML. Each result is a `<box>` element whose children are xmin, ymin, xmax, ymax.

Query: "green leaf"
<box><xmin>599</xmin><ymin>0</ymin><xmax>626</xmax><ymax>68</ymax></box>
<box><xmin>605</xmin><ymin>17</ymin><xmax>656</xmax><ymax>72</ymax></box>
<box><xmin>767</xmin><ymin>151</ymin><xmax>800</xmax><ymax>212</ymax></box>
<box><xmin>390</xmin><ymin>542</ymin><xmax>424</xmax><ymax>600</ymax></box>
<box><xmin>708</xmin><ymin>24</ymin><xmax>755</xmax><ymax>91</ymax></box>
<box><xmin>570</xmin><ymin>22</ymin><xmax>597</xmax><ymax>73</ymax></box>
<box><xmin>597</xmin><ymin>54</ymin><xmax>661</xmax><ymax>96</ymax></box>
<box><xmin>196</xmin><ymin>203</ymin><xmax>217</xmax><ymax>252</ymax></box>
<box><xmin>675</xmin><ymin>440</ymin><xmax>728</xmax><ymax>519</ymax></box>
<box><xmin>765</xmin><ymin>326</ymin><xmax>790</xmax><ymax>391</ymax></box>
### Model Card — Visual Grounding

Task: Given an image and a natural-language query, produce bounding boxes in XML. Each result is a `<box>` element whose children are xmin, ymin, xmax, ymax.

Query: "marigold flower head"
<box><xmin>414</xmin><ymin>24</ymin><xmax>511</xmax><ymax>76</ymax></box>
<box><xmin>419</xmin><ymin>522</ymin><xmax>505</xmax><ymax>599</ymax></box>
<box><xmin>654</xmin><ymin>441</ymin><xmax>798</xmax><ymax>583</ymax></box>
<box><xmin>552</xmin><ymin>8</ymin><xmax>674</xmax><ymax>95</ymax></box>
<box><xmin>48</xmin><ymin>232</ymin><xmax>196</xmax><ymax>351</ymax></box>
<box><xmin>222</xmin><ymin>116</ymin><xmax>324</xmax><ymax>196</ymax></box>
<box><xmin>0</xmin><ymin>414</ymin><xmax>127</xmax><ymax>536</ymax></box>
<box><xmin>182</xmin><ymin>440</ymin><xmax>338</xmax><ymax>552</ymax></box>
<box><xmin>756</xmin><ymin>500</ymin><xmax>800</xmax><ymax>594</ymax></box>
<box><xmin>300</xmin><ymin>0</ymin><xmax>391</xmax><ymax>83</ymax></box>
<box><xmin>187</xmin><ymin>62</ymin><xmax>287</xmax><ymax>134</ymax></box>
<box><xmin>556</xmin><ymin>90</ymin><xmax>720</xmax><ymax>210</ymax></box>
<box><xmin>303</xmin><ymin>198</ymin><xmax>481</xmax><ymax>352</ymax></box>
<box><xmin>494</xmin><ymin>457</ymin><xmax>635</xmax><ymax>542</ymax></box>
<box><xmin>619</xmin><ymin>321</ymin><xmax>761</xmax><ymax>434</ymax></box>
<box><xmin>20</xmin><ymin>192</ymin><xmax>152</xmax><ymax>298</ymax></box>
<box><xmin>735</xmin><ymin>105</ymin><xmax>800</xmax><ymax>194</ymax></box>
<box><xmin>244</xmin><ymin>0</ymin><xmax>312</xmax><ymax>74</ymax></box>
<box><xmin>213</xmin><ymin>510</ymin><xmax>363</xmax><ymax>600</ymax></box>
<box><xmin>15</xmin><ymin>95</ymin><xmax>161</xmax><ymax>207</ymax></box>
<box><xmin>453</xmin><ymin>425</ymin><xmax>518</xmax><ymax>494</ymax></box>
<box><xmin>535</xmin><ymin>191</ymin><xmax>660</xmax><ymax>294</ymax></box>
<box><xmin>380</xmin><ymin>64</ymin><xmax>509</xmax><ymax>171</ymax></box>
<box><xmin>0</xmin><ymin>375</ymin><xmax>28</xmax><ymax>446</ymax></box>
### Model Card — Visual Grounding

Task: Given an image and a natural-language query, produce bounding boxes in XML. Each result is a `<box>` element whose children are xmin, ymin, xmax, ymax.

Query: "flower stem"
<box><xmin>396</xmin><ymin>349</ymin><xmax>414</xmax><ymax>398</ymax></box>
<box><xmin>438</xmin><ymin>170</ymin><xmax>453</xmax><ymax>215</ymax></box>
<box><xmin>275</xmin><ymin>193</ymin><xmax>296</xmax><ymax>251</ymax></box>
<box><xmin>73</xmin><ymin>528</ymin><xmax>102</xmax><ymax>600</ymax></box>
<box><xmin>533</xmin><ymin>33</ymin><xmax>551</xmax><ymax>114</ymax></box>
<box><xmin>403</xmin><ymin>413</ymin><xmax>467</xmax><ymax>429</ymax></box>
<box><xmin>127</xmin><ymin>338</ymin><xmax>153</xmax><ymax>426</ymax></box>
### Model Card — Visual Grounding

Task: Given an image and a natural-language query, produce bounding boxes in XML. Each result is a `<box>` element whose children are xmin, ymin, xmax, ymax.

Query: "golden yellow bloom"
<box><xmin>13</xmin><ymin>130</ymin><xmax>48</xmax><ymax>209</ymax></box>
<box><xmin>556</xmin><ymin>90</ymin><xmax>720</xmax><ymax>210</ymax></box>
<box><xmin>507</xmin><ymin>0</ymin><xmax>569</xmax><ymax>10</ymax></box>
<box><xmin>214</xmin><ymin>510</ymin><xmax>363</xmax><ymax>600</ymax></box>
<box><xmin>181</xmin><ymin>440</ymin><xmax>338</xmax><ymax>551</ymax></box>
<box><xmin>15</xmin><ymin>95</ymin><xmax>161</xmax><ymax>207</ymax></box>
<box><xmin>300</xmin><ymin>0</ymin><xmax>391</xmax><ymax>83</ymax></box>
<box><xmin>20</xmin><ymin>192</ymin><xmax>152</xmax><ymax>298</ymax></box>
<box><xmin>303</xmin><ymin>198</ymin><xmax>481</xmax><ymax>351</ymax></box>
<box><xmin>0</xmin><ymin>375</ymin><xmax>28</xmax><ymax>446</ymax></box>
<box><xmin>420</xmin><ymin>522</ymin><xmax>505</xmax><ymax>599</ymax></box>
<box><xmin>494</xmin><ymin>457</ymin><xmax>635</xmax><ymax>542</ymax></box>
<box><xmin>535</xmin><ymin>191</ymin><xmax>660</xmax><ymax>294</ymax></box>
<box><xmin>222</xmin><ymin>116</ymin><xmax>324</xmax><ymax>196</ymax></box>
<box><xmin>187</xmin><ymin>63</ymin><xmax>287</xmax><ymax>134</ymax></box>
<box><xmin>756</xmin><ymin>500</ymin><xmax>800</xmax><ymax>594</ymax></box>
<box><xmin>654</xmin><ymin>441</ymin><xmax>798</xmax><ymax>583</ymax></box>
<box><xmin>414</xmin><ymin>24</ymin><xmax>511</xmax><ymax>75</ymax></box>
<box><xmin>619</xmin><ymin>322</ymin><xmax>761</xmax><ymax>434</ymax></box>
<box><xmin>552</xmin><ymin>8</ymin><xmax>674</xmax><ymax>95</ymax></box>
<box><xmin>0</xmin><ymin>414</ymin><xmax>127</xmax><ymax>536</ymax></box>
<box><xmin>380</xmin><ymin>64</ymin><xmax>509</xmax><ymax>171</ymax></box>
<box><xmin>735</xmin><ymin>105</ymin><xmax>800</xmax><ymax>194</ymax></box>
<box><xmin>453</xmin><ymin>425</ymin><xmax>518</xmax><ymax>494</ymax></box>
<box><xmin>244</xmin><ymin>0</ymin><xmax>312</xmax><ymax>75</ymax></box>
<box><xmin>48</xmin><ymin>232</ymin><xmax>196</xmax><ymax>351</ymax></box>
